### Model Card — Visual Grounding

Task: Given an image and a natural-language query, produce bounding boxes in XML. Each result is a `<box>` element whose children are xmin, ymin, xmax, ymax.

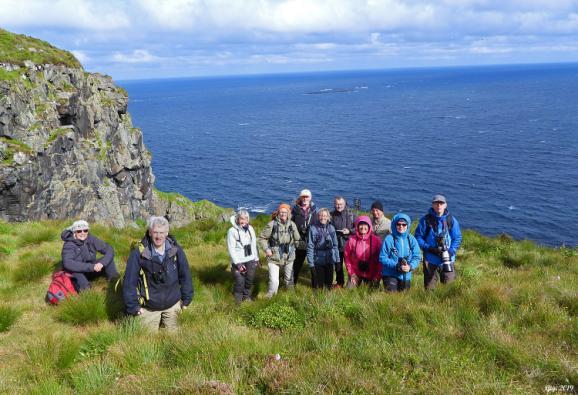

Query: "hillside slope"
<box><xmin>0</xmin><ymin>218</ymin><xmax>576</xmax><ymax>393</ymax></box>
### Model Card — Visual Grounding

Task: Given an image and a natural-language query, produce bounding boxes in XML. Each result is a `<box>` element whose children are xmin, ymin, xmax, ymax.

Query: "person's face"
<box><xmin>300</xmin><ymin>195</ymin><xmax>311</xmax><ymax>207</ymax></box>
<box><xmin>432</xmin><ymin>201</ymin><xmax>447</xmax><ymax>216</ymax></box>
<box><xmin>357</xmin><ymin>223</ymin><xmax>369</xmax><ymax>235</ymax></box>
<box><xmin>318</xmin><ymin>211</ymin><xmax>329</xmax><ymax>224</ymax></box>
<box><xmin>238</xmin><ymin>216</ymin><xmax>249</xmax><ymax>227</ymax></box>
<box><xmin>74</xmin><ymin>228</ymin><xmax>89</xmax><ymax>241</ymax></box>
<box><xmin>334</xmin><ymin>199</ymin><xmax>345</xmax><ymax>212</ymax></box>
<box><xmin>396</xmin><ymin>221</ymin><xmax>408</xmax><ymax>234</ymax></box>
<box><xmin>371</xmin><ymin>208</ymin><xmax>383</xmax><ymax>219</ymax></box>
<box><xmin>150</xmin><ymin>226</ymin><xmax>168</xmax><ymax>249</ymax></box>
<box><xmin>278</xmin><ymin>209</ymin><xmax>289</xmax><ymax>222</ymax></box>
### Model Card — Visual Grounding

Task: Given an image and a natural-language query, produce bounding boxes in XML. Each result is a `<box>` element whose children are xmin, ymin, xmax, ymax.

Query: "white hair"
<box><xmin>147</xmin><ymin>216</ymin><xmax>169</xmax><ymax>231</ymax></box>
<box><xmin>235</xmin><ymin>209</ymin><xmax>250</xmax><ymax>224</ymax></box>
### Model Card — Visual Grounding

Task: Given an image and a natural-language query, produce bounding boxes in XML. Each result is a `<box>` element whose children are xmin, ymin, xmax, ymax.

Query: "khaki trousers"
<box><xmin>139</xmin><ymin>301</ymin><xmax>181</xmax><ymax>332</ymax></box>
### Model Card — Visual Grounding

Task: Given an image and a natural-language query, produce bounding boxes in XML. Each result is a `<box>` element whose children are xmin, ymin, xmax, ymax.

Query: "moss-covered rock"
<box><xmin>0</xmin><ymin>28</ymin><xmax>81</xmax><ymax>69</ymax></box>
<box><xmin>152</xmin><ymin>189</ymin><xmax>232</xmax><ymax>227</ymax></box>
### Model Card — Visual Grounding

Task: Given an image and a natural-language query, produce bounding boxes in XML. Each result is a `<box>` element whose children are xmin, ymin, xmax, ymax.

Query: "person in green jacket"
<box><xmin>259</xmin><ymin>203</ymin><xmax>301</xmax><ymax>298</ymax></box>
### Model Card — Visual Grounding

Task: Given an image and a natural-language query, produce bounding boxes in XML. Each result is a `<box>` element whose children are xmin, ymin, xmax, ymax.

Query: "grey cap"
<box><xmin>432</xmin><ymin>194</ymin><xmax>447</xmax><ymax>203</ymax></box>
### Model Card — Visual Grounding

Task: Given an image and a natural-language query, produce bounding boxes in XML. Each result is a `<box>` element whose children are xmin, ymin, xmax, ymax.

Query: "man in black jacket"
<box><xmin>330</xmin><ymin>196</ymin><xmax>355</xmax><ymax>287</ymax></box>
<box><xmin>123</xmin><ymin>216</ymin><xmax>193</xmax><ymax>331</ymax></box>
<box><xmin>61</xmin><ymin>220</ymin><xmax>119</xmax><ymax>291</ymax></box>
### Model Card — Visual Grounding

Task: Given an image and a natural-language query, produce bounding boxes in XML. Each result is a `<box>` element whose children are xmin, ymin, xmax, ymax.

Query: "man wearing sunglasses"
<box><xmin>60</xmin><ymin>220</ymin><xmax>119</xmax><ymax>291</ymax></box>
<box><xmin>414</xmin><ymin>194</ymin><xmax>463</xmax><ymax>289</ymax></box>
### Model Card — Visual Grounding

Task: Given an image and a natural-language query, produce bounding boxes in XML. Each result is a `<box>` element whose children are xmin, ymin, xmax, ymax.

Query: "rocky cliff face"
<box><xmin>0</xmin><ymin>62</ymin><xmax>155</xmax><ymax>226</ymax></box>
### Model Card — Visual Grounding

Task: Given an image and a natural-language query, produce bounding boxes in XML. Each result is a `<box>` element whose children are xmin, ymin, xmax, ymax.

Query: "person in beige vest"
<box><xmin>370</xmin><ymin>200</ymin><xmax>392</xmax><ymax>240</ymax></box>
<box><xmin>259</xmin><ymin>203</ymin><xmax>300</xmax><ymax>298</ymax></box>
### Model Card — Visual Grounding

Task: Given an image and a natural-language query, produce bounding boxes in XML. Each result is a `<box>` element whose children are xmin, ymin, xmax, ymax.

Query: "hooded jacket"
<box><xmin>379</xmin><ymin>213</ymin><xmax>422</xmax><ymax>280</ymax></box>
<box><xmin>344</xmin><ymin>215</ymin><xmax>382</xmax><ymax>281</ymax></box>
<box><xmin>330</xmin><ymin>207</ymin><xmax>356</xmax><ymax>252</ymax></box>
<box><xmin>123</xmin><ymin>234</ymin><xmax>193</xmax><ymax>314</ymax></box>
<box><xmin>60</xmin><ymin>229</ymin><xmax>114</xmax><ymax>273</ymax></box>
<box><xmin>306</xmin><ymin>222</ymin><xmax>340</xmax><ymax>267</ymax></box>
<box><xmin>292</xmin><ymin>202</ymin><xmax>318</xmax><ymax>250</ymax></box>
<box><xmin>258</xmin><ymin>217</ymin><xmax>301</xmax><ymax>265</ymax></box>
<box><xmin>414</xmin><ymin>208</ymin><xmax>462</xmax><ymax>266</ymax></box>
<box><xmin>227</xmin><ymin>215</ymin><xmax>259</xmax><ymax>265</ymax></box>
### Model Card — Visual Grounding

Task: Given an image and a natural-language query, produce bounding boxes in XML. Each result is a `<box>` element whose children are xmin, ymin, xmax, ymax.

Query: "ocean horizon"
<box><xmin>121</xmin><ymin>63</ymin><xmax>578</xmax><ymax>247</ymax></box>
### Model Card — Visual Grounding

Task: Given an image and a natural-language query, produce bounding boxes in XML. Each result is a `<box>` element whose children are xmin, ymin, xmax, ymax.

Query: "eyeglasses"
<box><xmin>75</xmin><ymin>229</ymin><xmax>89</xmax><ymax>234</ymax></box>
<box><xmin>396</xmin><ymin>223</ymin><xmax>408</xmax><ymax>227</ymax></box>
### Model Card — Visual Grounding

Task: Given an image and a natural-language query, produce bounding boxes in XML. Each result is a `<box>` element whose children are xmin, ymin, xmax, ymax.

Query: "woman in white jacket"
<box><xmin>227</xmin><ymin>210</ymin><xmax>259</xmax><ymax>303</ymax></box>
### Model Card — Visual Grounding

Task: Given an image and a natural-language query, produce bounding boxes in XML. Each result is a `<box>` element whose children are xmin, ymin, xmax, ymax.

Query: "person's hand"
<box><xmin>265</xmin><ymin>249</ymin><xmax>273</xmax><ymax>257</ymax></box>
<box><xmin>94</xmin><ymin>262</ymin><xmax>104</xmax><ymax>272</ymax></box>
<box><xmin>341</xmin><ymin>228</ymin><xmax>350</xmax><ymax>235</ymax></box>
<box><xmin>181</xmin><ymin>300</ymin><xmax>187</xmax><ymax>310</ymax></box>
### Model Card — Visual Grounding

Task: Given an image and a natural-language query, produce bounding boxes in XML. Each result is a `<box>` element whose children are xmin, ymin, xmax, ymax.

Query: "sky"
<box><xmin>2</xmin><ymin>0</ymin><xmax>578</xmax><ymax>80</ymax></box>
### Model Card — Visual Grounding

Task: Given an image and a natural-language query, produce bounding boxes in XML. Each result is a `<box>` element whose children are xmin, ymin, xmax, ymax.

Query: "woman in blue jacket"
<box><xmin>379</xmin><ymin>213</ymin><xmax>421</xmax><ymax>292</ymax></box>
<box><xmin>307</xmin><ymin>208</ymin><xmax>340</xmax><ymax>289</ymax></box>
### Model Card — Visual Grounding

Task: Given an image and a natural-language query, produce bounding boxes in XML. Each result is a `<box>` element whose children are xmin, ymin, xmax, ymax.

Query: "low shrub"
<box><xmin>247</xmin><ymin>302</ymin><xmax>306</xmax><ymax>330</ymax></box>
<box><xmin>56</xmin><ymin>290</ymin><xmax>107</xmax><ymax>325</ymax></box>
<box><xmin>0</xmin><ymin>305</ymin><xmax>20</xmax><ymax>332</ymax></box>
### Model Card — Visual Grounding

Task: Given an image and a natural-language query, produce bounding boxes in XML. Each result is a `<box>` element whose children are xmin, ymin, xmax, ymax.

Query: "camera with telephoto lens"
<box><xmin>358</xmin><ymin>260</ymin><xmax>369</xmax><ymax>272</ymax></box>
<box><xmin>323</xmin><ymin>239</ymin><xmax>333</xmax><ymax>250</ymax></box>
<box><xmin>243</xmin><ymin>244</ymin><xmax>252</xmax><ymax>257</ymax></box>
<box><xmin>436</xmin><ymin>235</ymin><xmax>453</xmax><ymax>273</ymax></box>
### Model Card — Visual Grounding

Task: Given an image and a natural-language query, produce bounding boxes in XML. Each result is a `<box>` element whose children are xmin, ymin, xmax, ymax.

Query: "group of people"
<box><xmin>228</xmin><ymin>189</ymin><xmax>462</xmax><ymax>302</ymax></box>
<box><xmin>57</xmin><ymin>190</ymin><xmax>462</xmax><ymax>331</ymax></box>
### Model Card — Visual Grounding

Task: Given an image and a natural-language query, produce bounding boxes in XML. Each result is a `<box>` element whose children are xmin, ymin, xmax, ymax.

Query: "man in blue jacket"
<box><xmin>414</xmin><ymin>194</ymin><xmax>463</xmax><ymax>289</ymax></box>
<box><xmin>123</xmin><ymin>216</ymin><xmax>193</xmax><ymax>331</ymax></box>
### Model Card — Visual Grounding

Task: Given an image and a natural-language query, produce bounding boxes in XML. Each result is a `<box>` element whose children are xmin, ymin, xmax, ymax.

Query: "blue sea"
<box><xmin>121</xmin><ymin>64</ymin><xmax>578</xmax><ymax>247</ymax></box>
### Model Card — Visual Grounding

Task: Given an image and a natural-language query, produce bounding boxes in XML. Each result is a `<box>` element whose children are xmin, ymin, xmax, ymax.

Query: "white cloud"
<box><xmin>71</xmin><ymin>50</ymin><xmax>89</xmax><ymax>64</ymax></box>
<box><xmin>0</xmin><ymin>0</ymin><xmax>130</xmax><ymax>31</ymax></box>
<box><xmin>112</xmin><ymin>50</ymin><xmax>159</xmax><ymax>63</ymax></box>
<box><xmin>4</xmin><ymin>0</ymin><xmax>578</xmax><ymax>79</ymax></box>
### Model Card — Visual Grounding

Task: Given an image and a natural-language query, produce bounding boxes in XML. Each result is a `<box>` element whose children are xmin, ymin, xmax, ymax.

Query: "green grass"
<box><xmin>0</xmin><ymin>136</ymin><xmax>33</xmax><ymax>164</ymax></box>
<box><xmin>46</xmin><ymin>127</ymin><xmax>70</xmax><ymax>146</ymax></box>
<box><xmin>56</xmin><ymin>289</ymin><xmax>108</xmax><ymax>325</ymax></box>
<box><xmin>0</xmin><ymin>305</ymin><xmax>21</xmax><ymax>332</ymax></box>
<box><xmin>0</xmin><ymin>28</ymin><xmax>82</xmax><ymax>68</ymax></box>
<box><xmin>0</xmin><ymin>216</ymin><xmax>576</xmax><ymax>393</ymax></box>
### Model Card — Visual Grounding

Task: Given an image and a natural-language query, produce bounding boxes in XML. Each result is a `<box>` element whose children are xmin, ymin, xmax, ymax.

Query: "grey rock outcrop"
<box><xmin>0</xmin><ymin>62</ymin><xmax>154</xmax><ymax>226</ymax></box>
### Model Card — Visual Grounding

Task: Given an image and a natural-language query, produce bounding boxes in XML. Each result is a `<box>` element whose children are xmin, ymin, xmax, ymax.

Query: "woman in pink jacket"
<box><xmin>344</xmin><ymin>215</ymin><xmax>382</xmax><ymax>288</ymax></box>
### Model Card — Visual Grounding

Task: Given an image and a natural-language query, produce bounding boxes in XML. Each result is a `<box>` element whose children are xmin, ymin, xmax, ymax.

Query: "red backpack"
<box><xmin>46</xmin><ymin>271</ymin><xmax>77</xmax><ymax>305</ymax></box>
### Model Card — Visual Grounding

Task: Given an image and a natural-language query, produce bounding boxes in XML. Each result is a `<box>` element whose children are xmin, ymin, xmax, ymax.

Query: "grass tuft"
<box><xmin>0</xmin><ymin>305</ymin><xmax>20</xmax><ymax>332</ymax></box>
<box><xmin>56</xmin><ymin>289</ymin><xmax>108</xmax><ymax>325</ymax></box>
<box><xmin>12</xmin><ymin>250</ymin><xmax>58</xmax><ymax>283</ymax></box>
<box><xmin>18</xmin><ymin>225</ymin><xmax>59</xmax><ymax>247</ymax></box>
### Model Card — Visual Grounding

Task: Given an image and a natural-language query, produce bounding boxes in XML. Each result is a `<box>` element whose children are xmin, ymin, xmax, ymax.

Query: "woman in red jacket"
<box><xmin>344</xmin><ymin>215</ymin><xmax>382</xmax><ymax>288</ymax></box>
